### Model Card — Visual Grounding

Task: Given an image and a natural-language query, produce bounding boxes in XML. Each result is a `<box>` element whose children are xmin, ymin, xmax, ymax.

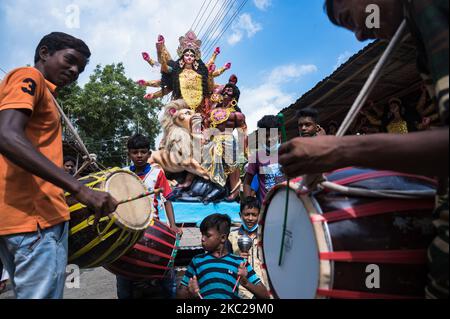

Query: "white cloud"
<box><xmin>227</xmin><ymin>13</ymin><xmax>262</xmax><ymax>46</ymax></box>
<box><xmin>253</xmin><ymin>0</ymin><xmax>272</xmax><ymax>11</ymax></box>
<box><xmin>0</xmin><ymin>1</ymin><xmax>315</xmax><ymax>137</ymax></box>
<box><xmin>268</xmin><ymin>64</ymin><xmax>318</xmax><ymax>84</ymax></box>
<box><xmin>227</xmin><ymin>33</ymin><xmax>243</xmax><ymax>46</ymax></box>
<box><xmin>239</xmin><ymin>64</ymin><xmax>318</xmax><ymax>132</ymax></box>
<box><xmin>0</xmin><ymin>0</ymin><xmax>206</xmax><ymax>86</ymax></box>
<box><xmin>333</xmin><ymin>51</ymin><xmax>353</xmax><ymax>70</ymax></box>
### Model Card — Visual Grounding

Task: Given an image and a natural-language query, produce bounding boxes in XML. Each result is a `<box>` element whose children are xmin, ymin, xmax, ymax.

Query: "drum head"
<box><xmin>262</xmin><ymin>188</ymin><xmax>320</xmax><ymax>299</ymax></box>
<box><xmin>105</xmin><ymin>171</ymin><xmax>153</xmax><ymax>231</ymax></box>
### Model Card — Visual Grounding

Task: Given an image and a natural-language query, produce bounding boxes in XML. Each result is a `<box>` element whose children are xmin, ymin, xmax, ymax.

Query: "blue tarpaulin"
<box><xmin>159</xmin><ymin>201</ymin><xmax>241</xmax><ymax>224</ymax></box>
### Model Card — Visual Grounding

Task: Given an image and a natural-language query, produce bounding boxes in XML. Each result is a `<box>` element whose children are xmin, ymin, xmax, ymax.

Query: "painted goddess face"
<box><xmin>183</xmin><ymin>50</ymin><xmax>196</xmax><ymax>65</ymax></box>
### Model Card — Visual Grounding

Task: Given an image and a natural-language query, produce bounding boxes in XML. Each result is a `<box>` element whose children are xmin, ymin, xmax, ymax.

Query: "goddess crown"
<box><xmin>177</xmin><ymin>30</ymin><xmax>202</xmax><ymax>60</ymax></box>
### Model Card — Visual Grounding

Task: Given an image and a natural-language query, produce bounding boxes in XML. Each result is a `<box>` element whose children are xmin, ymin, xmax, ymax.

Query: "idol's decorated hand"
<box><xmin>208</xmin><ymin>63</ymin><xmax>216</xmax><ymax>74</ymax></box>
<box><xmin>142</xmin><ymin>52</ymin><xmax>150</xmax><ymax>62</ymax></box>
<box><xmin>157</xmin><ymin>35</ymin><xmax>165</xmax><ymax>44</ymax></box>
<box><xmin>214</xmin><ymin>47</ymin><xmax>221</xmax><ymax>55</ymax></box>
<box><xmin>224</xmin><ymin>62</ymin><xmax>231</xmax><ymax>70</ymax></box>
<box><xmin>279</xmin><ymin>136</ymin><xmax>342</xmax><ymax>178</ymax></box>
<box><xmin>144</xmin><ymin>93</ymin><xmax>154</xmax><ymax>100</ymax></box>
<box><xmin>136</xmin><ymin>80</ymin><xmax>147</xmax><ymax>87</ymax></box>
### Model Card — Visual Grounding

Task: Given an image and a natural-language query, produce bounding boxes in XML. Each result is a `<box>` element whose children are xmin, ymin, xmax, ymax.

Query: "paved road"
<box><xmin>0</xmin><ymin>267</ymin><xmax>118</xmax><ymax>299</ymax></box>
<box><xmin>0</xmin><ymin>227</ymin><xmax>207</xmax><ymax>299</ymax></box>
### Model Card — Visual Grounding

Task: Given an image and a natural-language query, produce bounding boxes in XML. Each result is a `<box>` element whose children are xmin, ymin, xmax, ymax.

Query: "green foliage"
<box><xmin>57</xmin><ymin>63</ymin><xmax>162</xmax><ymax>167</ymax></box>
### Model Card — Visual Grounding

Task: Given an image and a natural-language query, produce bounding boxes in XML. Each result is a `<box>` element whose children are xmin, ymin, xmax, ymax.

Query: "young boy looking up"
<box><xmin>177</xmin><ymin>214</ymin><xmax>270</xmax><ymax>299</ymax></box>
<box><xmin>229</xmin><ymin>197</ymin><xmax>271</xmax><ymax>299</ymax></box>
<box><xmin>0</xmin><ymin>32</ymin><xmax>118</xmax><ymax>299</ymax></box>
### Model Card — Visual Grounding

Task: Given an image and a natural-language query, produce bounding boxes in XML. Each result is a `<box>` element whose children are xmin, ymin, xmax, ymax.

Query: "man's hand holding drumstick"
<box><xmin>73</xmin><ymin>186</ymin><xmax>119</xmax><ymax>227</ymax></box>
<box><xmin>77</xmin><ymin>188</ymin><xmax>164</xmax><ymax>228</ymax></box>
<box><xmin>278</xmin><ymin>136</ymin><xmax>343</xmax><ymax>179</ymax></box>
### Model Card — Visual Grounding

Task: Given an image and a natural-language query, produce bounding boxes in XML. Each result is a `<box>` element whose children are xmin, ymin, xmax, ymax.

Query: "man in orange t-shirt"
<box><xmin>0</xmin><ymin>32</ymin><xmax>118</xmax><ymax>299</ymax></box>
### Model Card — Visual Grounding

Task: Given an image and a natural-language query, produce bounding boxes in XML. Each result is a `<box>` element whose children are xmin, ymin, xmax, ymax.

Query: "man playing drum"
<box><xmin>279</xmin><ymin>0</ymin><xmax>448</xmax><ymax>299</ymax></box>
<box><xmin>0</xmin><ymin>32</ymin><xmax>118</xmax><ymax>299</ymax></box>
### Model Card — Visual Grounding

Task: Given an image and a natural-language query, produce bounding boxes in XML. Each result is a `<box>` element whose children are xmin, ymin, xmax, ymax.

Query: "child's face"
<box><xmin>41</xmin><ymin>48</ymin><xmax>87</xmax><ymax>87</ymax></box>
<box><xmin>201</xmin><ymin>228</ymin><xmax>226</xmax><ymax>253</ymax></box>
<box><xmin>128</xmin><ymin>148</ymin><xmax>150</xmax><ymax>168</ymax></box>
<box><xmin>63</xmin><ymin>160</ymin><xmax>75</xmax><ymax>174</ymax></box>
<box><xmin>298</xmin><ymin>117</ymin><xmax>318</xmax><ymax>137</ymax></box>
<box><xmin>241</xmin><ymin>207</ymin><xmax>259</xmax><ymax>230</ymax></box>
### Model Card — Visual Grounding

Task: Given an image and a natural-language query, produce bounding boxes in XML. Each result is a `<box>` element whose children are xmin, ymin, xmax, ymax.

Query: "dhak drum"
<box><xmin>259</xmin><ymin>167</ymin><xmax>437</xmax><ymax>299</ymax></box>
<box><xmin>105</xmin><ymin>219</ymin><xmax>180</xmax><ymax>281</ymax></box>
<box><xmin>67</xmin><ymin>168</ymin><xmax>153</xmax><ymax>268</ymax></box>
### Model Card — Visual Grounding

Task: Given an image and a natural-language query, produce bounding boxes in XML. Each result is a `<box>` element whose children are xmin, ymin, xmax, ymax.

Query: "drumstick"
<box><xmin>232</xmin><ymin>259</ymin><xmax>248</xmax><ymax>293</ymax></box>
<box><xmin>278</xmin><ymin>114</ymin><xmax>290</xmax><ymax>266</ymax></box>
<box><xmin>193</xmin><ymin>271</ymin><xmax>203</xmax><ymax>299</ymax></box>
<box><xmin>336</xmin><ymin>20</ymin><xmax>407</xmax><ymax>137</ymax></box>
<box><xmin>299</xmin><ymin>20</ymin><xmax>407</xmax><ymax>192</ymax></box>
<box><xmin>117</xmin><ymin>188</ymin><xmax>164</xmax><ymax>205</ymax></box>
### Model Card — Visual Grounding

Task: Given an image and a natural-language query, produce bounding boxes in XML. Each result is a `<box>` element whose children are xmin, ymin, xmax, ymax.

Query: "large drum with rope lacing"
<box><xmin>105</xmin><ymin>218</ymin><xmax>180</xmax><ymax>281</ymax></box>
<box><xmin>66</xmin><ymin>168</ymin><xmax>153</xmax><ymax>268</ymax></box>
<box><xmin>259</xmin><ymin>167</ymin><xmax>437</xmax><ymax>299</ymax></box>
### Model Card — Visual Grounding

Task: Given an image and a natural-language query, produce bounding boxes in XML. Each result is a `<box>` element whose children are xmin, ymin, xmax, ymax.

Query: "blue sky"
<box><xmin>0</xmin><ymin>0</ymin><xmax>368</xmax><ymax>132</ymax></box>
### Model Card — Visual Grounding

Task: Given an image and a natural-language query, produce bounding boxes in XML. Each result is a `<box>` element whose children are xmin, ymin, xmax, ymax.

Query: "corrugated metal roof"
<box><xmin>279</xmin><ymin>36</ymin><xmax>422</xmax><ymax>138</ymax></box>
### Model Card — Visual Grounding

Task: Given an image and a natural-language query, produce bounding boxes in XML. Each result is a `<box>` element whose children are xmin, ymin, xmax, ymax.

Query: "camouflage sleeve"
<box><xmin>411</xmin><ymin>0</ymin><xmax>449</xmax><ymax>124</ymax></box>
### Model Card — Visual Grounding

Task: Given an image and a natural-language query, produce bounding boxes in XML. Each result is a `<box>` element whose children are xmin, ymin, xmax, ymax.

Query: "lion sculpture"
<box><xmin>149</xmin><ymin>99</ymin><xmax>210</xmax><ymax>181</ymax></box>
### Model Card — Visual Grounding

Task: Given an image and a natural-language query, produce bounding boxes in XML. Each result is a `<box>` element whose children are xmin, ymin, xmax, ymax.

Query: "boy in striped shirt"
<box><xmin>177</xmin><ymin>214</ymin><xmax>270</xmax><ymax>299</ymax></box>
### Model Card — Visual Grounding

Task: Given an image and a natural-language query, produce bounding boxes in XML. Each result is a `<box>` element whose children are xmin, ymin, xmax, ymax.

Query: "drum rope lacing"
<box><xmin>319</xmin><ymin>181</ymin><xmax>436</xmax><ymax>199</ymax></box>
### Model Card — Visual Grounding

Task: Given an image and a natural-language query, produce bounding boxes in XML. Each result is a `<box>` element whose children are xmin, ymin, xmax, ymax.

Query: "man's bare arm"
<box><xmin>279</xmin><ymin>128</ymin><xmax>449</xmax><ymax>178</ymax></box>
<box><xmin>0</xmin><ymin>109</ymin><xmax>82</xmax><ymax>193</ymax></box>
<box><xmin>0</xmin><ymin>109</ymin><xmax>118</xmax><ymax>216</ymax></box>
